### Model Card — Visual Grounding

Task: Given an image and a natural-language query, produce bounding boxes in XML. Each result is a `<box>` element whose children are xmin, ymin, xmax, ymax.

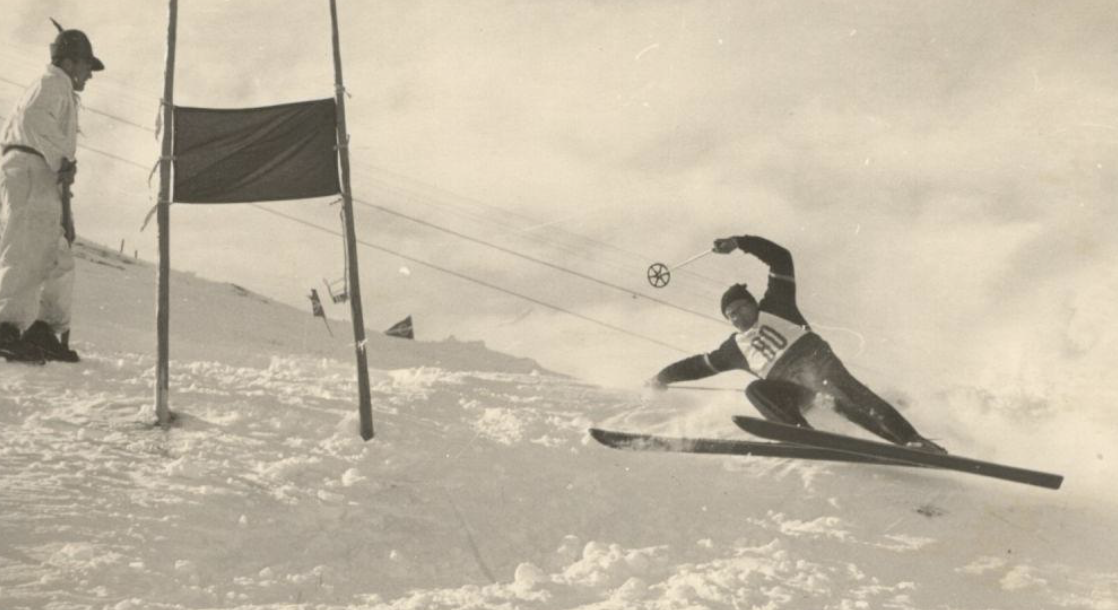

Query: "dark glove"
<box><xmin>712</xmin><ymin>237</ymin><xmax>739</xmax><ymax>254</ymax></box>
<box><xmin>57</xmin><ymin>158</ymin><xmax>77</xmax><ymax>187</ymax></box>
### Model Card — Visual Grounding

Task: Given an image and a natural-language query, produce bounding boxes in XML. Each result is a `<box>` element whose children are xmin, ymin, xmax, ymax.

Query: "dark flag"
<box><xmin>308</xmin><ymin>289</ymin><xmax>332</xmax><ymax>336</ymax></box>
<box><xmin>172</xmin><ymin>99</ymin><xmax>340</xmax><ymax>203</ymax></box>
<box><xmin>385</xmin><ymin>316</ymin><xmax>414</xmax><ymax>340</ymax></box>
<box><xmin>309</xmin><ymin>289</ymin><xmax>326</xmax><ymax>318</ymax></box>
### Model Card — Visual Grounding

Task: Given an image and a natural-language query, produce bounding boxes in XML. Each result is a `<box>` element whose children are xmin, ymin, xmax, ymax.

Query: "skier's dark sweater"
<box><xmin>654</xmin><ymin>235</ymin><xmax>936</xmax><ymax>448</ymax></box>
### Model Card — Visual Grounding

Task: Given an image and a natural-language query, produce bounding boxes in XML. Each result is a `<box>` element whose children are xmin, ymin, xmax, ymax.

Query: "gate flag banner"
<box><xmin>385</xmin><ymin>316</ymin><xmax>414</xmax><ymax>340</ymax></box>
<box><xmin>172</xmin><ymin>99</ymin><xmax>340</xmax><ymax>203</ymax></box>
<box><xmin>309</xmin><ymin>289</ymin><xmax>326</xmax><ymax>318</ymax></box>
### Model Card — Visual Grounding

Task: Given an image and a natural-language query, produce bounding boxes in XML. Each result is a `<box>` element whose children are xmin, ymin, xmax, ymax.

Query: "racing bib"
<box><xmin>734</xmin><ymin>312</ymin><xmax>810</xmax><ymax>377</ymax></box>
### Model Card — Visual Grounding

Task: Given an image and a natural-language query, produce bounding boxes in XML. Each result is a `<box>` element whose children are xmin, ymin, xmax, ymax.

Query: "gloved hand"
<box><xmin>57</xmin><ymin>158</ymin><xmax>77</xmax><ymax>187</ymax></box>
<box><xmin>644</xmin><ymin>376</ymin><xmax>667</xmax><ymax>391</ymax></box>
<box><xmin>712</xmin><ymin>237</ymin><xmax>739</xmax><ymax>254</ymax></box>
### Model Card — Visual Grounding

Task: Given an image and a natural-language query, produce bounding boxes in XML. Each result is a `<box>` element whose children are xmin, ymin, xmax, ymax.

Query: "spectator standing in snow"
<box><xmin>649</xmin><ymin>233</ymin><xmax>946</xmax><ymax>453</ymax></box>
<box><xmin>0</xmin><ymin>25</ymin><xmax>103</xmax><ymax>362</ymax></box>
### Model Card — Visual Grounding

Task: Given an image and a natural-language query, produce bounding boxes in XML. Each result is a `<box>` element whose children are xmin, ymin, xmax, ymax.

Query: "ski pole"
<box><xmin>668</xmin><ymin>385</ymin><xmax>741</xmax><ymax>393</ymax></box>
<box><xmin>646</xmin><ymin>248</ymin><xmax>714</xmax><ymax>288</ymax></box>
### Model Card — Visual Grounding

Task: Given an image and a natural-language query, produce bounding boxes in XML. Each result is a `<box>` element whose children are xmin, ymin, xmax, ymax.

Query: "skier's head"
<box><xmin>721</xmin><ymin>283</ymin><xmax>758</xmax><ymax>331</ymax></box>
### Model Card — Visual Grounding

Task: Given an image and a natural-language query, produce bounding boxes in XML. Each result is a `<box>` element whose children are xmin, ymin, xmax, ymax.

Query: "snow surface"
<box><xmin>1</xmin><ymin>241</ymin><xmax>1116</xmax><ymax>610</ymax></box>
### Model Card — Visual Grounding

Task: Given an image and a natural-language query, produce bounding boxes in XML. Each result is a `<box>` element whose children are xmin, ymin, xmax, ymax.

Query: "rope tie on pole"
<box><xmin>147</xmin><ymin>155</ymin><xmax>174</xmax><ymax>187</ymax></box>
<box><xmin>154</xmin><ymin>98</ymin><xmax>170</xmax><ymax>140</ymax></box>
<box><xmin>140</xmin><ymin>153</ymin><xmax>176</xmax><ymax>232</ymax></box>
<box><xmin>140</xmin><ymin>203</ymin><xmax>158</xmax><ymax>232</ymax></box>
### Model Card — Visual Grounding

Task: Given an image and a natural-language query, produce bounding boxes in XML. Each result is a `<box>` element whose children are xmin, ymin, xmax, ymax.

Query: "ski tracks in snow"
<box><xmin>2</xmin><ymin>349</ymin><xmax>1116</xmax><ymax>609</ymax></box>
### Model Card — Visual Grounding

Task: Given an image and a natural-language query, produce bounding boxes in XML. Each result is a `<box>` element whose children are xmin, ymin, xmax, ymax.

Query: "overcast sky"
<box><xmin>2</xmin><ymin>1</ymin><xmax>1115</xmax><ymax>401</ymax></box>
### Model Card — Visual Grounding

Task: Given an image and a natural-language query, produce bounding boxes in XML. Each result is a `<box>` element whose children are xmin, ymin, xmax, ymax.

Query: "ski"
<box><xmin>732</xmin><ymin>416</ymin><xmax>1064</xmax><ymax>490</ymax></box>
<box><xmin>589</xmin><ymin>428</ymin><xmax>923</xmax><ymax>467</ymax></box>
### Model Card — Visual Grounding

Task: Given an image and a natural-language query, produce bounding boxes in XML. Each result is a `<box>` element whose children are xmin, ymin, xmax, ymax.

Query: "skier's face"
<box><xmin>724</xmin><ymin>299</ymin><xmax>758</xmax><ymax>332</ymax></box>
<box><xmin>62</xmin><ymin>58</ymin><xmax>94</xmax><ymax>92</ymax></box>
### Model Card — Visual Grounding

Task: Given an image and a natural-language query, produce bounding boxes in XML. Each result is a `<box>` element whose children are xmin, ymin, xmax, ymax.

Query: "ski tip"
<box><xmin>588</xmin><ymin>428</ymin><xmax>664</xmax><ymax>451</ymax></box>
<box><xmin>588</xmin><ymin>428</ymin><xmax>612</xmax><ymax>444</ymax></box>
<box><xmin>588</xmin><ymin>428</ymin><xmax>643</xmax><ymax>451</ymax></box>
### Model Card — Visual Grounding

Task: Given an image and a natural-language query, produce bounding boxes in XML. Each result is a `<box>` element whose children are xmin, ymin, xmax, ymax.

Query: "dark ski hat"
<box><xmin>720</xmin><ymin>283</ymin><xmax>755</xmax><ymax>317</ymax></box>
<box><xmin>50</xmin><ymin>27</ymin><xmax>105</xmax><ymax>71</ymax></box>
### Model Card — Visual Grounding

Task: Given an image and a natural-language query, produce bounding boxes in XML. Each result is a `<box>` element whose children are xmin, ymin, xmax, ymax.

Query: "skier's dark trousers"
<box><xmin>649</xmin><ymin>234</ymin><xmax>945</xmax><ymax>454</ymax></box>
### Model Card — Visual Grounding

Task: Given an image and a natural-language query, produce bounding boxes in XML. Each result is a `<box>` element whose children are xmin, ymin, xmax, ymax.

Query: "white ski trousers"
<box><xmin>0</xmin><ymin>151</ymin><xmax>74</xmax><ymax>333</ymax></box>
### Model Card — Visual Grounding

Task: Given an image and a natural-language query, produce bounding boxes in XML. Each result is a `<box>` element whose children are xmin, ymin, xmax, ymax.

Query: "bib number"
<box><xmin>735</xmin><ymin>313</ymin><xmax>809</xmax><ymax>377</ymax></box>
<box><xmin>750</xmin><ymin>325</ymin><xmax>789</xmax><ymax>363</ymax></box>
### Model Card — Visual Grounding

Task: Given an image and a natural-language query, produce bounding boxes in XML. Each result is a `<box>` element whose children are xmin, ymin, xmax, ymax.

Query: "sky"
<box><xmin>1</xmin><ymin>0</ymin><xmax>1116</xmax><ymax>408</ymax></box>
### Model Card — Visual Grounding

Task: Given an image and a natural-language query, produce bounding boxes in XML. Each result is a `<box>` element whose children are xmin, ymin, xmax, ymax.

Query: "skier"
<box><xmin>648</xmin><ymin>234</ymin><xmax>946</xmax><ymax>453</ymax></box>
<box><xmin>0</xmin><ymin>25</ymin><xmax>103</xmax><ymax>362</ymax></box>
